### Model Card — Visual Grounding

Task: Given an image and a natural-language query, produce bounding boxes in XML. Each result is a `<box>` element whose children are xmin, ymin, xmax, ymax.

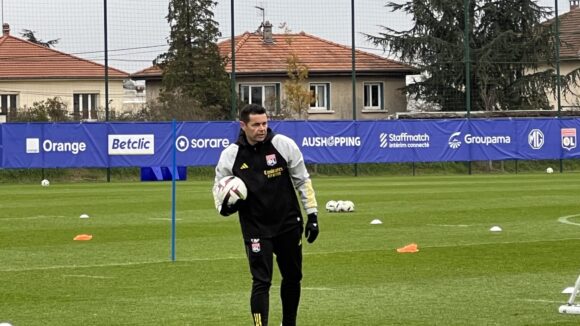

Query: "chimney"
<box><xmin>263</xmin><ymin>21</ymin><xmax>273</xmax><ymax>44</ymax></box>
<box><xmin>571</xmin><ymin>0</ymin><xmax>579</xmax><ymax>10</ymax></box>
<box><xmin>2</xmin><ymin>23</ymin><xmax>9</xmax><ymax>37</ymax></box>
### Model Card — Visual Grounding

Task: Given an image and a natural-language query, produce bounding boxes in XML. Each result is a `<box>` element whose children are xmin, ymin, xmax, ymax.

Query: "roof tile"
<box><xmin>545</xmin><ymin>7</ymin><xmax>580</xmax><ymax>59</ymax></box>
<box><xmin>217</xmin><ymin>32</ymin><xmax>414</xmax><ymax>73</ymax></box>
<box><xmin>132</xmin><ymin>31</ymin><xmax>415</xmax><ymax>78</ymax></box>
<box><xmin>0</xmin><ymin>32</ymin><xmax>128</xmax><ymax>79</ymax></box>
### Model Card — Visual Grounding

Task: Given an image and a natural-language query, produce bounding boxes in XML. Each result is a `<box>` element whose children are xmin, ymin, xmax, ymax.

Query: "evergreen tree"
<box><xmin>155</xmin><ymin>0</ymin><xmax>230</xmax><ymax>120</ymax></box>
<box><xmin>368</xmin><ymin>0</ymin><xmax>579</xmax><ymax>111</ymax></box>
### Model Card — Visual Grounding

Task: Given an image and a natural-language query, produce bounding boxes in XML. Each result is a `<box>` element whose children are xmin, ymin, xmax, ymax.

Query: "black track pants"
<box><xmin>245</xmin><ymin>227</ymin><xmax>303</xmax><ymax>326</ymax></box>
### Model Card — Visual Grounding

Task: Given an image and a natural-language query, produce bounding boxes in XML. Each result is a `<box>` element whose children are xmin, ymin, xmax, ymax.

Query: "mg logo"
<box><xmin>448</xmin><ymin>132</ymin><xmax>462</xmax><ymax>149</ymax></box>
<box><xmin>379</xmin><ymin>133</ymin><xmax>388</xmax><ymax>148</ymax></box>
<box><xmin>528</xmin><ymin>129</ymin><xmax>544</xmax><ymax>150</ymax></box>
<box><xmin>562</xmin><ymin>128</ymin><xmax>577</xmax><ymax>151</ymax></box>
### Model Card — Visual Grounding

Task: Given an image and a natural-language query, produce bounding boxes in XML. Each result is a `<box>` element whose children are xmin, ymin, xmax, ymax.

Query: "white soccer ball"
<box><xmin>546</xmin><ymin>167</ymin><xmax>554</xmax><ymax>174</ymax></box>
<box><xmin>336</xmin><ymin>200</ymin><xmax>355</xmax><ymax>212</ymax></box>
<box><xmin>217</xmin><ymin>176</ymin><xmax>247</xmax><ymax>206</ymax></box>
<box><xmin>325</xmin><ymin>200</ymin><xmax>338</xmax><ymax>212</ymax></box>
<box><xmin>41</xmin><ymin>179</ymin><xmax>50</xmax><ymax>187</ymax></box>
<box><xmin>343</xmin><ymin>200</ymin><xmax>355</xmax><ymax>212</ymax></box>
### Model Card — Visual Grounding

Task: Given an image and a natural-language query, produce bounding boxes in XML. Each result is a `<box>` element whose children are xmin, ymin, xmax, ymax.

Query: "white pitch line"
<box><xmin>521</xmin><ymin>299</ymin><xmax>562</xmax><ymax>304</ymax></box>
<box><xmin>5</xmin><ymin>235</ymin><xmax>580</xmax><ymax>273</ymax></box>
<box><xmin>0</xmin><ymin>261</ymin><xmax>167</xmax><ymax>272</ymax></box>
<box><xmin>63</xmin><ymin>274</ymin><xmax>114</xmax><ymax>279</ymax></box>
<box><xmin>149</xmin><ymin>218</ymin><xmax>183</xmax><ymax>221</ymax></box>
<box><xmin>271</xmin><ymin>285</ymin><xmax>334</xmax><ymax>291</ymax></box>
<box><xmin>558</xmin><ymin>214</ymin><xmax>580</xmax><ymax>227</ymax></box>
<box><xmin>310</xmin><ymin>237</ymin><xmax>580</xmax><ymax>256</ymax></box>
<box><xmin>2</xmin><ymin>215</ymin><xmax>67</xmax><ymax>221</ymax></box>
<box><xmin>6</xmin><ymin>213</ymin><xmax>580</xmax><ymax>273</ymax></box>
<box><xmin>427</xmin><ymin>224</ymin><xmax>470</xmax><ymax>227</ymax></box>
<box><xmin>0</xmin><ymin>256</ymin><xmax>244</xmax><ymax>273</ymax></box>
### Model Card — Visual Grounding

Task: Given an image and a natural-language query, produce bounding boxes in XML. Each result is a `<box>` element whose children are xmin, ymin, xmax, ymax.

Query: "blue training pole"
<box><xmin>171</xmin><ymin>119</ymin><xmax>177</xmax><ymax>261</ymax></box>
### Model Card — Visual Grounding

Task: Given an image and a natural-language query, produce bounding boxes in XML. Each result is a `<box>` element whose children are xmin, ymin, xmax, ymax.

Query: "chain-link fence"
<box><xmin>1</xmin><ymin>0</ymin><xmax>577</xmax><ymax>122</ymax></box>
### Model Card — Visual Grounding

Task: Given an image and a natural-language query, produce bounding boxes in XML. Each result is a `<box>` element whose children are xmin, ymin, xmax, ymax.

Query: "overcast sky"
<box><xmin>1</xmin><ymin>0</ymin><xmax>573</xmax><ymax>74</ymax></box>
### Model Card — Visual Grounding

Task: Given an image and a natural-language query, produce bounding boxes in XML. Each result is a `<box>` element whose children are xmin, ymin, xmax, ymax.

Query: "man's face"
<box><xmin>241</xmin><ymin>113</ymin><xmax>268</xmax><ymax>145</ymax></box>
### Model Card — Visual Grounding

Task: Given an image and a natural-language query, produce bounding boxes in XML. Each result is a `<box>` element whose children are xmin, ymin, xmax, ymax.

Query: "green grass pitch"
<box><xmin>2</xmin><ymin>173</ymin><xmax>580</xmax><ymax>325</ymax></box>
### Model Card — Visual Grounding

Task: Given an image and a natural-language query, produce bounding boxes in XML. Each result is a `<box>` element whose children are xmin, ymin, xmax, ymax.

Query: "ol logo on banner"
<box><xmin>561</xmin><ymin>128</ymin><xmax>577</xmax><ymax>151</ymax></box>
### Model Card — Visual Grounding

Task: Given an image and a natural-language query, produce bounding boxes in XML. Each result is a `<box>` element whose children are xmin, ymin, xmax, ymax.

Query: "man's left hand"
<box><xmin>305</xmin><ymin>213</ymin><xmax>319</xmax><ymax>243</ymax></box>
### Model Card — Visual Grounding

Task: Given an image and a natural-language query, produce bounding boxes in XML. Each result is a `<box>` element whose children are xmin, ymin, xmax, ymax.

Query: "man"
<box><xmin>213</xmin><ymin>104</ymin><xmax>319</xmax><ymax>326</ymax></box>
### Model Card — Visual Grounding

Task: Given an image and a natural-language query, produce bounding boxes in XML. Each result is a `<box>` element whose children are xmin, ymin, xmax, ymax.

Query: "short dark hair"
<box><xmin>240</xmin><ymin>104</ymin><xmax>266</xmax><ymax>123</ymax></box>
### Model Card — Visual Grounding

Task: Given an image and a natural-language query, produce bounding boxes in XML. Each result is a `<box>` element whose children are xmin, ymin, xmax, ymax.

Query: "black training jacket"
<box><xmin>213</xmin><ymin>128</ymin><xmax>317</xmax><ymax>239</ymax></box>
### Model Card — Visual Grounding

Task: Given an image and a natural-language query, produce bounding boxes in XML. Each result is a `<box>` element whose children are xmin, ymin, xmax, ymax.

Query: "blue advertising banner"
<box><xmin>273</xmin><ymin>120</ymin><xmax>361</xmax><ymax>164</ymax></box>
<box><xmin>4</xmin><ymin>123</ymin><xmax>108</xmax><ymax>168</ymax></box>
<box><xmin>1</xmin><ymin>119</ymin><xmax>580</xmax><ymax>169</ymax></box>
<box><xmin>175</xmin><ymin>121</ymin><xmax>239</xmax><ymax>167</ymax></box>
<box><xmin>515</xmin><ymin>118</ymin><xmax>561</xmax><ymax>160</ymax></box>
<box><xmin>107</xmin><ymin>123</ymin><xmax>173</xmax><ymax>167</ymax></box>
<box><xmin>462</xmin><ymin>119</ymin><xmax>516</xmax><ymax>161</ymax></box>
<box><xmin>356</xmin><ymin>119</ymin><xmax>469</xmax><ymax>163</ymax></box>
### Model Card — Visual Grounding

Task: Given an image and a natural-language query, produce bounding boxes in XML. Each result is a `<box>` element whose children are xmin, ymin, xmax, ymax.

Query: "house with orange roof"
<box><xmin>554</xmin><ymin>2</ymin><xmax>580</xmax><ymax>109</ymax></box>
<box><xmin>132</xmin><ymin>22</ymin><xmax>416</xmax><ymax>120</ymax></box>
<box><xmin>542</xmin><ymin>1</ymin><xmax>580</xmax><ymax>110</ymax></box>
<box><xmin>0</xmin><ymin>23</ymin><xmax>129</xmax><ymax>122</ymax></box>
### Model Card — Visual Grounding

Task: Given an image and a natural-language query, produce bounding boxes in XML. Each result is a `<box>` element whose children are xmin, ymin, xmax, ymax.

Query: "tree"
<box><xmin>280</xmin><ymin>24</ymin><xmax>312</xmax><ymax>119</ymax></box>
<box><xmin>368</xmin><ymin>0</ymin><xmax>580</xmax><ymax>111</ymax></box>
<box><xmin>9</xmin><ymin>97</ymin><xmax>69</xmax><ymax>122</ymax></box>
<box><xmin>283</xmin><ymin>53</ymin><xmax>311</xmax><ymax>119</ymax></box>
<box><xmin>20</xmin><ymin>29</ymin><xmax>59</xmax><ymax>48</ymax></box>
<box><xmin>154</xmin><ymin>0</ymin><xmax>230</xmax><ymax>120</ymax></box>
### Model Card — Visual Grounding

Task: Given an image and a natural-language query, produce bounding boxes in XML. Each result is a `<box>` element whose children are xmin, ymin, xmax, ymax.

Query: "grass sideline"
<box><xmin>2</xmin><ymin>174</ymin><xmax>580</xmax><ymax>325</ymax></box>
<box><xmin>3</xmin><ymin>159</ymin><xmax>580</xmax><ymax>184</ymax></box>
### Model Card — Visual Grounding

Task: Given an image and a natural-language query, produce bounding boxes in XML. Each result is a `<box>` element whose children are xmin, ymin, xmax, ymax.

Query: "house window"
<box><xmin>364</xmin><ymin>82</ymin><xmax>384</xmax><ymax>110</ymax></box>
<box><xmin>239</xmin><ymin>84</ymin><xmax>280</xmax><ymax>112</ymax></box>
<box><xmin>73</xmin><ymin>93</ymin><xmax>98</xmax><ymax>120</ymax></box>
<box><xmin>0</xmin><ymin>94</ymin><xmax>17</xmax><ymax>115</ymax></box>
<box><xmin>309</xmin><ymin>83</ymin><xmax>330</xmax><ymax>110</ymax></box>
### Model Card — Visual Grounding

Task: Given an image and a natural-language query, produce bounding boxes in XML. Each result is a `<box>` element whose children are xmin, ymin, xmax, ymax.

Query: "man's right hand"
<box><xmin>218</xmin><ymin>193</ymin><xmax>239</xmax><ymax>216</ymax></box>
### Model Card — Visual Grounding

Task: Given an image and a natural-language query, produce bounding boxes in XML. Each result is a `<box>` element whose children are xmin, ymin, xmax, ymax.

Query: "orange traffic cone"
<box><xmin>396</xmin><ymin>243</ymin><xmax>418</xmax><ymax>253</ymax></box>
<box><xmin>73</xmin><ymin>234</ymin><xmax>93</xmax><ymax>241</ymax></box>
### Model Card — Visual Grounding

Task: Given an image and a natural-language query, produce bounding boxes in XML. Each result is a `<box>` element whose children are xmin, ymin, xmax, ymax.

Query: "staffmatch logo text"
<box><xmin>108</xmin><ymin>134</ymin><xmax>154</xmax><ymax>155</ymax></box>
